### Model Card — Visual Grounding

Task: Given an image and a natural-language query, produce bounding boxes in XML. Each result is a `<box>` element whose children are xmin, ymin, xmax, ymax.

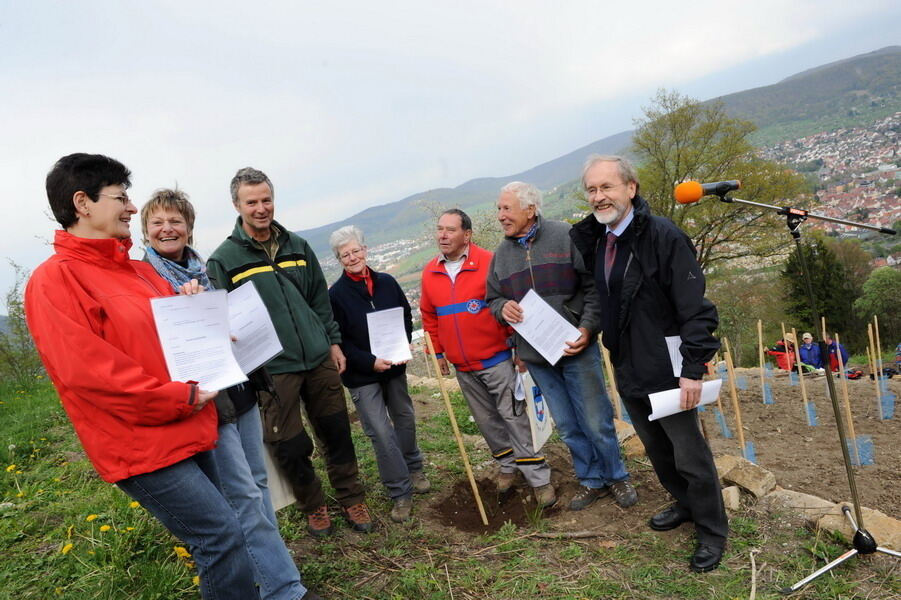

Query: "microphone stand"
<box><xmin>710</xmin><ymin>193</ymin><xmax>899</xmax><ymax>594</ymax></box>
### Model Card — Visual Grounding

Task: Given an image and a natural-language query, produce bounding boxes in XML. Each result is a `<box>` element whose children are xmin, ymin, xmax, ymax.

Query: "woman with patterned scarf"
<box><xmin>141</xmin><ymin>188</ymin><xmax>321</xmax><ymax>600</ymax></box>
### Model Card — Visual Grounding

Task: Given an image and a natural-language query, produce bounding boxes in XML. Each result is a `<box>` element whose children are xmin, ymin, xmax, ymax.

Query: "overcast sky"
<box><xmin>1</xmin><ymin>1</ymin><xmax>899</xmax><ymax>304</ymax></box>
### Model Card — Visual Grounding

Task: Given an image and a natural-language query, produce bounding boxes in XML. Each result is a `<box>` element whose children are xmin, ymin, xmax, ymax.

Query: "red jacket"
<box><xmin>25</xmin><ymin>231</ymin><xmax>218</xmax><ymax>483</ymax></box>
<box><xmin>420</xmin><ymin>244</ymin><xmax>512</xmax><ymax>372</ymax></box>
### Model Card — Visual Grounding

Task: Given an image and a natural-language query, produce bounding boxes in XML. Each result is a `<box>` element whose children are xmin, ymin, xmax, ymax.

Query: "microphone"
<box><xmin>673</xmin><ymin>180</ymin><xmax>741</xmax><ymax>204</ymax></box>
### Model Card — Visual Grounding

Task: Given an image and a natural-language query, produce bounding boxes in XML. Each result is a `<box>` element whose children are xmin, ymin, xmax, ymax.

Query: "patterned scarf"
<box><xmin>516</xmin><ymin>221</ymin><xmax>539</xmax><ymax>248</ymax></box>
<box><xmin>143</xmin><ymin>246</ymin><xmax>212</xmax><ymax>293</ymax></box>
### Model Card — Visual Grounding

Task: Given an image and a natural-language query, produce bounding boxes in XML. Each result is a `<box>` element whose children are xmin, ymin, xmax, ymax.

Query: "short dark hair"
<box><xmin>46</xmin><ymin>153</ymin><xmax>132</xmax><ymax>228</ymax></box>
<box><xmin>441</xmin><ymin>208</ymin><xmax>472</xmax><ymax>231</ymax></box>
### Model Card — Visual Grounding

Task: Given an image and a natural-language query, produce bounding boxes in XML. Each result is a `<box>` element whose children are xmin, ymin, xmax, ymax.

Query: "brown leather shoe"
<box><xmin>533</xmin><ymin>484</ymin><xmax>557</xmax><ymax>509</ymax></box>
<box><xmin>496</xmin><ymin>471</ymin><xmax>518</xmax><ymax>493</ymax></box>
<box><xmin>343</xmin><ymin>502</ymin><xmax>374</xmax><ymax>533</ymax></box>
<box><xmin>390</xmin><ymin>496</ymin><xmax>413</xmax><ymax>523</ymax></box>
<box><xmin>410</xmin><ymin>470</ymin><xmax>431</xmax><ymax>494</ymax></box>
<box><xmin>306</xmin><ymin>505</ymin><xmax>333</xmax><ymax>537</ymax></box>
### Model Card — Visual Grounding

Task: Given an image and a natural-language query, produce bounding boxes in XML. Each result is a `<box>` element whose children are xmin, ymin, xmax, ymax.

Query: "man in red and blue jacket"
<box><xmin>420</xmin><ymin>209</ymin><xmax>556</xmax><ymax>508</ymax></box>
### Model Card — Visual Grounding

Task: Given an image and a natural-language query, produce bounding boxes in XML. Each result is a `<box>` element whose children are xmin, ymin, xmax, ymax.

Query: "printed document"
<box><xmin>367</xmin><ymin>307</ymin><xmax>413</xmax><ymax>363</ymax></box>
<box><xmin>151</xmin><ymin>290</ymin><xmax>248</xmax><ymax>391</ymax></box>
<box><xmin>227</xmin><ymin>281</ymin><xmax>283</xmax><ymax>374</ymax></box>
<box><xmin>509</xmin><ymin>289</ymin><xmax>581</xmax><ymax>365</ymax></box>
<box><xmin>648</xmin><ymin>379</ymin><xmax>723</xmax><ymax>421</ymax></box>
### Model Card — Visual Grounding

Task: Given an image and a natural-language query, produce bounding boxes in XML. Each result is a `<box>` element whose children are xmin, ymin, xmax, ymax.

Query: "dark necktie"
<box><xmin>604</xmin><ymin>232</ymin><xmax>618</xmax><ymax>282</ymax></box>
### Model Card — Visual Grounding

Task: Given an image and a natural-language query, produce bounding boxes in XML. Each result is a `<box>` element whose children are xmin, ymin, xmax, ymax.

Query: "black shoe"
<box><xmin>649</xmin><ymin>506</ymin><xmax>692</xmax><ymax>531</ymax></box>
<box><xmin>690</xmin><ymin>544</ymin><xmax>723</xmax><ymax>573</ymax></box>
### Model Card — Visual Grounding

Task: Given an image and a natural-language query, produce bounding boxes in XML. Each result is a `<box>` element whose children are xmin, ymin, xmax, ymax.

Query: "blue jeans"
<box><xmin>116</xmin><ymin>452</ymin><xmax>260</xmax><ymax>600</ymax></box>
<box><xmin>525</xmin><ymin>342</ymin><xmax>629</xmax><ymax>488</ymax></box>
<box><xmin>212</xmin><ymin>409</ymin><xmax>306</xmax><ymax>600</ymax></box>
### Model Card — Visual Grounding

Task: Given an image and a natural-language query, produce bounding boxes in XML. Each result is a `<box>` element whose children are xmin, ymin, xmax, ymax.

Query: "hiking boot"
<box><xmin>301</xmin><ymin>590</ymin><xmax>323</xmax><ymax>600</ymax></box>
<box><xmin>610</xmin><ymin>480</ymin><xmax>638</xmax><ymax>508</ymax></box>
<box><xmin>306</xmin><ymin>505</ymin><xmax>333</xmax><ymax>538</ymax></box>
<box><xmin>569</xmin><ymin>485</ymin><xmax>610</xmax><ymax>511</ymax></box>
<box><xmin>496</xmin><ymin>471</ymin><xmax>518</xmax><ymax>493</ymax></box>
<box><xmin>533</xmin><ymin>484</ymin><xmax>557</xmax><ymax>509</ymax></box>
<box><xmin>410</xmin><ymin>470</ymin><xmax>431</xmax><ymax>494</ymax></box>
<box><xmin>343</xmin><ymin>502</ymin><xmax>374</xmax><ymax>533</ymax></box>
<box><xmin>390</xmin><ymin>496</ymin><xmax>413</xmax><ymax>523</ymax></box>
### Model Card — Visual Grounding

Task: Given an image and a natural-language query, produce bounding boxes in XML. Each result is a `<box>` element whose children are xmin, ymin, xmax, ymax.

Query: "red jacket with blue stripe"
<box><xmin>420</xmin><ymin>244</ymin><xmax>512</xmax><ymax>372</ymax></box>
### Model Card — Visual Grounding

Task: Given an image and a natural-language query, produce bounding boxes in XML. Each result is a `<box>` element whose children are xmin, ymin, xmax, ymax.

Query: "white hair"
<box><xmin>500</xmin><ymin>181</ymin><xmax>542</xmax><ymax>214</ymax></box>
<box><xmin>329</xmin><ymin>225</ymin><xmax>365</xmax><ymax>258</ymax></box>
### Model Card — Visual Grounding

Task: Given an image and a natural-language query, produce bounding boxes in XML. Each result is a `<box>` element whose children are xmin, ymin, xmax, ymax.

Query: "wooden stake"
<box><xmin>873</xmin><ymin>315</ymin><xmax>884</xmax><ymax>378</ymax></box>
<box><xmin>757</xmin><ymin>319</ymin><xmax>767</xmax><ymax>403</ymax></box>
<box><xmin>867</xmin><ymin>323</ymin><xmax>883</xmax><ymax>418</ymax></box>
<box><xmin>834</xmin><ymin>332</ymin><xmax>860</xmax><ymax>465</ymax></box>
<box><xmin>722</xmin><ymin>337</ymin><xmax>747</xmax><ymax>455</ymax></box>
<box><xmin>422</xmin><ymin>341</ymin><xmax>433</xmax><ymax>379</ymax></box>
<box><xmin>791</xmin><ymin>327</ymin><xmax>810</xmax><ymax>419</ymax></box>
<box><xmin>599</xmin><ymin>336</ymin><xmax>622</xmax><ymax>421</ymax></box>
<box><xmin>424</xmin><ymin>332</ymin><xmax>489</xmax><ymax>525</ymax></box>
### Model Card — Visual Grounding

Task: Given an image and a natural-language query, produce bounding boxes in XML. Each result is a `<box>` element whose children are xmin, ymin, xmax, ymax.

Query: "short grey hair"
<box><xmin>581</xmin><ymin>154</ymin><xmax>639</xmax><ymax>189</ymax></box>
<box><xmin>329</xmin><ymin>225</ymin><xmax>365</xmax><ymax>258</ymax></box>
<box><xmin>500</xmin><ymin>181</ymin><xmax>542</xmax><ymax>214</ymax></box>
<box><xmin>230</xmin><ymin>167</ymin><xmax>274</xmax><ymax>203</ymax></box>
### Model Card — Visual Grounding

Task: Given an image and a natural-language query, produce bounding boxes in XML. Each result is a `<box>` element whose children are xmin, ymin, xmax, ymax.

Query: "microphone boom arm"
<box><xmin>717</xmin><ymin>194</ymin><xmax>897</xmax><ymax>235</ymax></box>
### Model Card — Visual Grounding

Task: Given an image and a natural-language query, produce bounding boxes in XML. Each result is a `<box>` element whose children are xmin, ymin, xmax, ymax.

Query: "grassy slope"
<box><xmin>2</xmin><ymin>380</ymin><xmax>898</xmax><ymax>599</ymax></box>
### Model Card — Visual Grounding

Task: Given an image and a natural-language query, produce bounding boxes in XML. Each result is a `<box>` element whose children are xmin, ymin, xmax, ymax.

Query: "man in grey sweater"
<box><xmin>486</xmin><ymin>181</ymin><xmax>637</xmax><ymax>510</ymax></box>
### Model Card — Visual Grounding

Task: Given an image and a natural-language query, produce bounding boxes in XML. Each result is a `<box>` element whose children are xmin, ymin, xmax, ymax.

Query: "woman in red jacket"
<box><xmin>25</xmin><ymin>154</ymin><xmax>259</xmax><ymax>600</ymax></box>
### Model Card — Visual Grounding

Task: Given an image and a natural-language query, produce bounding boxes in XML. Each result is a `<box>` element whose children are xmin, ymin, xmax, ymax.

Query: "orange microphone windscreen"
<box><xmin>674</xmin><ymin>181</ymin><xmax>704</xmax><ymax>204</ymax></box>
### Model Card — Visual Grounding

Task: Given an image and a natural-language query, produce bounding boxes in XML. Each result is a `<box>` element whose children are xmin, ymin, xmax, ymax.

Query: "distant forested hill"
<box><xmin>298</xmin><ymin>46</ymin><xmax>901</xmax><ymax>257</ymax></box>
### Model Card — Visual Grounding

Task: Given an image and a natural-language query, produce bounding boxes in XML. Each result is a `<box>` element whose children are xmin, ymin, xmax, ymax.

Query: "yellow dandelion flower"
<box><xmin>99</xmin><ymin>525</ymin><xmax>111</xmax><ymax>532</ymax></box>
<box><xmin>173</xmin><ymin>546</ymin><xmax>192</xmax><ymax>559</ymax></box>
<box><xmin>125</xmin><ymin>526</ymin><xmax>135</xmax><ymax>531</ymax></box>
<box><xmin>61</xmin><ymin>543</ymin><xmax>73</xmax><ymax>555</ymax></box>
<box><xmin>129</xmin><ymin>501</ymin><xmax>140</xmax><ymax>508</ymax></box>
<box><xmin>192</xmin><ymin>576</ymin><xmax>200</xmax><ymax>586</ymax></box>
<box><xmin>16</xmin><ymin>491</ymin><xmax>24</xmax><ymax>497</ymax></box>
<box><xmin>5</xmin><ymin>464</ymin><xmax>15</xmax><ymax>472</ymax></box>
<box><xmin>15</xmin><ymin>470</ymin><xmax>22</xmax><ymax>474</ymax></box>
<box><xmin>85</xmin><ymin>514</ymin><xmax>98</xmax><ymax>522</ymax></box>
<box><xmin>88</xmin><ymin>550</ymin><xmax>94</xmax><ymax>555</ymax></box>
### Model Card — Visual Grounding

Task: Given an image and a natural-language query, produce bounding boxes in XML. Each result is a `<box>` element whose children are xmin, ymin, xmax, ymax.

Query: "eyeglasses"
<box><xmin>585</xmin><ymin>183</ymin><xmax>626</xmax><ymax>198</ymax></box>
<box><xmin>99</xmin><ymin>192</ymin><xmax>132</xmax><ymax>205</ymax></box>
<box><xmin>339</xmin><ymin>247</ymin><xmax>365</xmax><ymax>261</ymax></box>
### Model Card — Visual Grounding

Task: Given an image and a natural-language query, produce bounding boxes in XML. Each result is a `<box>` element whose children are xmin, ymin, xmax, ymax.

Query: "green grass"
<box><xmin>2</xmin><ymin>379</ymin><xmax>898</xmax><ymax>599</ymax></box>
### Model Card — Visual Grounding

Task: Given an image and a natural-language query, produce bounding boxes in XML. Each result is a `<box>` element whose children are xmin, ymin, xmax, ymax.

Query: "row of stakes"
<box><xmin>415</xmin><ymin>314</ymin><xmax>896</xmax><ymax>523</ymax></box>
<box><xmin>599</xmin><ymin>316</ymin><xmax>895</xmax><ymax>467</ymax></box>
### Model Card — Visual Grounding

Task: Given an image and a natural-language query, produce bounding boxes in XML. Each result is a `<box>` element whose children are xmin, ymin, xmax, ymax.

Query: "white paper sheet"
<box><xmin>509</xmin><ymin>289</ymin><xmax>581</xmax><ymax>366</ymax></box>
<box><xmin>665</xmin><ymin>336</ymin><xmax>683</xmax><ymax>378</ymax></box>
<box><xmin>366</xmin><ymin>307</ymin><xmax>413</xmax><ymax>363</ymax></box>
<box><xmin>514</xmin><ymin>370</ymin><xmax>555</xmax><ymax>451</ymax></box>
<box><xmin>227</xmin><ymin>281</ymin><xmax>283</xmax><ymax>374</ymax></box>
<box><xmin>262</xmin><ymin>439</ymin><xmax>297</xmax><ymax>511</ymax></box>
<box><xmin>150</xmin><ymin>290</ymin><xmax>248</xmax><ymax>391</ymax></box>
<box><xmin>648</xmin><ymin>378</ymin><xmax>723</xmax><ymax>421</ymax></box>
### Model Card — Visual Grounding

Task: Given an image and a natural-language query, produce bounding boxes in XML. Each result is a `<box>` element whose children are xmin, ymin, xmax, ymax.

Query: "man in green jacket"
<box><xmin>207</xmin><ymin>167</ymin><xmax>371</xmax><ymax>537</ymax></box>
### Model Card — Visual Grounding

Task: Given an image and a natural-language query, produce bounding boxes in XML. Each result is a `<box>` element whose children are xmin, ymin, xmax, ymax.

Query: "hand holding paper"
<box><xmin>648</xmin><ymin>379</ymin><xmax>722</xmax><ymax>421</ymax></box>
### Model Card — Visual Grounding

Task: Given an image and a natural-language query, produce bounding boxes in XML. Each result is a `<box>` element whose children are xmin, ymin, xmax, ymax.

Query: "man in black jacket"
<box><xmin>570</xmin><ymin>155</ymin><xmax>727</xmax><ymax>572</ymax></box>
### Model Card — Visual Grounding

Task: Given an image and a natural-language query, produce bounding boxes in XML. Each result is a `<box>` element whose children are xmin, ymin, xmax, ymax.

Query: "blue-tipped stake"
<box><xmin>619</xmin><ymin>399</ymin><xmax>631</xmax><ymax>424</ymax></box>
<box><xmin>743</xmin><ymin>441</ymin><xmax>757</xmax><ymax>463</ymax></box>
<box><xmin>762</xmin><ymin>382</ymin><xmax>774</xmax><ymax>404</ymax></box>
<box><xmin>715</xmin><ymin>409</ymin><xmax>733</xmax><ymax>438</ymax></box>
<box><xmin>789</xmin><ymin>371</ymin><xmax>799</xmax><ymax>386</ymax></box>
<box><xmin>805</xmin><ymin>401</ymin><xmax>818</xmax><ymax>426</ymax></box>
<box><xmin>846</xmin><ymin>435</ymin><xmax>875</xmax><ymax>466</ymax></box>
<box><xmin>880</xmin><ymin>393</ymin><xmax>895</xmax><ymax>420</ymax></box>
<box><xmin>737</xmin><ymin>375</ymin><xmax>748</xmax><ymax>390</ymax></box>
